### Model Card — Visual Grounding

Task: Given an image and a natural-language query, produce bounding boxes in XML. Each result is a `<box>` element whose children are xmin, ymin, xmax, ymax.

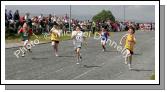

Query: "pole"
<box><xmin>69</xmin><ymin>5</ymin><xmax>71</xmax><ymax>32</ymax></box>
<box><xmin>124</xmin><ymin>5</ymin><xmax>125</xmax><ymax>22</ymax></box>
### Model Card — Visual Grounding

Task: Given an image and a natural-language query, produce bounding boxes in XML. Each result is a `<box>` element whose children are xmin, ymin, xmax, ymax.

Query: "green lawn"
<box><xmin>5</xmin><ymin>31</ymin><xmax>114</xmax><ymax>44</ymax></box>
<box><xmin>5</xmin><ymin>34</ymin><xmax>71</xmax><ymax>44</ymax></box>
<box><xmin>150</xmin><ymin>73</ymin><xmax>155</xmax><ymax>80</ymax></box>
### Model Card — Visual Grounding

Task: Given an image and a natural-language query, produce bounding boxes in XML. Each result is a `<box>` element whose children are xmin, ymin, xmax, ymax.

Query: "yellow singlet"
<box><xmin>50</xmin><ymin>28</ymin><xmax>60</xmax><ymax>41</ymax></box>
<box><xmin>125</xmin><ymin>34</ymin><xmax>136</xmax><ymax>51</ymax></box>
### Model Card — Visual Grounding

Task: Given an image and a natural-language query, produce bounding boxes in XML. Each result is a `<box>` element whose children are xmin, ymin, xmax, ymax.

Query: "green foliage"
<box><xmin>92</xmin><ymin>10</ymin><xmax>115</xmax><ymax>22</ymax></box>
<box><xmin>150</xmin><ymin>74</ymin><xmax>155</xmax><ymax>80</ymax></box>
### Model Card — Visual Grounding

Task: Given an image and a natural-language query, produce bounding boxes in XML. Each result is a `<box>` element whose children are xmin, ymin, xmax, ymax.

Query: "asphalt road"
<box><xmin>5</xmin><ymin>31</ymin><xmax>155</xmax><ymax>80</ymax></box>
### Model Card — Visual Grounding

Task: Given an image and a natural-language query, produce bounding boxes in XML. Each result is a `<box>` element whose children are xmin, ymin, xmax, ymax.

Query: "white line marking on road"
<box><xmin>37</xmin><ymin>68</ymin><xmax>64</xmax><ymax>79</ymax></box>
<box><xmin>72</xmin><ymin>63</ymin><xmax>105</xmax><ymax>80</ymax></box>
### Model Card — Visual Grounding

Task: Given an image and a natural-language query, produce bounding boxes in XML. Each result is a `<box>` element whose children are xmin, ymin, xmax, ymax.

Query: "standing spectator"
<box><xmin>48</xmin><ymin>14</ymin><xmax>53</xmax><ymax>31</ymax></box>
<box><xmin>5</xmin><ymin>9</ymin><xmax>9</xmax><ymax>28</ymax></box>
<box><xmin>13</xmin><ymin>10</ymin><xmax>20</xmax><ymax>21</ymax></box>
<box><xmin>13</xmin><ymin>10</ymin><xmax>20</xmax><ymax>33</ymax></box>
<box><xmin>25</xmin><ymin>12</ymin><xmax>30</xmax><ymax>21</ymax></box>
<box><xmin>5</xmin><ymin>9</ymin><xmax>8</xmax><ymax>20</ymax></box>
<box><xmin>19</xmin><ymin>16</ymin><xmax>25</xmax><ymax>27</ymax></box>
<box><xmin>8</xmin><ymin>10</ymin><xmax>13</xmax><ymax>20</ymax></box>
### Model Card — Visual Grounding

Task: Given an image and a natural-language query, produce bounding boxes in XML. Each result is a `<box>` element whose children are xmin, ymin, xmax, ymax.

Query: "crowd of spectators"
<box><xmin>5</xmin><ymin>9</ymin><xmax>155</xmax><ymax>37</ymax></box>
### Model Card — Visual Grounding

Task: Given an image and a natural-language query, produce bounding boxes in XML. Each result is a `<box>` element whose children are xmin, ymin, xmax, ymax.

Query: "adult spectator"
<box><xmin>5</xmin><ymin>9</ymin><xmax>9</xmax><ymax>28</ymax></box>
<box><xmin>8</xmin><ymin>10</ymin><xmax>13</xmax><ymax>20</ymax></box>
<box><xmin>13</xmin><ymin>10</ymin><xmax>20</xmax><ymax>33</ymax></box>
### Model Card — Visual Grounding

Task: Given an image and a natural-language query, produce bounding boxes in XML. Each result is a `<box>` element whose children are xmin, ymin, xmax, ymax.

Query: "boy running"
<box><xmin>50</xmin><ymin>22</ymin><xmax>62</xmax><ymax>57</ymax></box>
<box><xmin>18</xmin><ymin>22</ymin><xmax>33</xmax><ymax>57</ymax></box>
<box><xmin>71</xmin><ymin>25</ymin><xmax>86</xmax><ymax>64</ymax></box>
<box><xmin>120</xmin><ymin>26</ymin><xmax>136</xmax><ymax>70</ymax></box>
<box><xmin>99</xmin><ymin>26</ymin><xmax>109</xmax><ymax>52</ymax></box>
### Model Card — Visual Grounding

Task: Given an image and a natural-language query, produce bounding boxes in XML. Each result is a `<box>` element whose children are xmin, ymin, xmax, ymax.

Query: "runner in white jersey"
<box><xmin>71</xmin><ymin>25</ymin><xmax>86</xmax><ymax>64</ymax></box>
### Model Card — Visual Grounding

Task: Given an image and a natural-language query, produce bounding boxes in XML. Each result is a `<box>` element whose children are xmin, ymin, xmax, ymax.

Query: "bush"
<box><xmin>92</xmin><ymin>10</ymin><xmax>115</xmax><ymax>22</ymax></box>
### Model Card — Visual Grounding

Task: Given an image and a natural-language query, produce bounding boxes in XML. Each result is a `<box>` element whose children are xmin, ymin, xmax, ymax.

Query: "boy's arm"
<box><xmin>107</xmin><ymin>31</ymin><xmax>110</xmax><ymax>36</ymax></box>
<box><xmin>83</xmin><ymin>35</ymin><xmax>87</xmax><ymax>42</ymax></box>
<box><xmin>83</xmin><ymin>34</ymin><xmax>88</xmax><ymax>46</ymax></box>
<box><xmin>133</xmin><ymin>35</ymin><xmax>136</xmax><ymax>44</ymax></box>
<box><xmin>18</xmin><ymin>28</ymin><xmax>22</xmax><ymax>34</ymax></box>
<box><xmin>29</xmin><ymin>29</ymin><xmax>33</xmax><ymax>36</ymax></box>
<box><xmin>120</xmin><ymin>34</ymin><xmax>128</xmax><ymax>45</ymax></box>
<box><xmin>49</xmin><ymin>28</ymin><xmax>52</xmax><ymax>35</ymax></box>
<box><xmin>71</xmin><ymin>31</ymin><xmax>76</xmax><ymax>39</ymax></box>
<box><xmin>58</xmin><ymin>29</ymin><xmax>62</xmax><ymax>37</ymax></box>
<box><xmin>128</xmin><ymin>35</ymin><xmax>136</xmax><ymax>45</ymax></box>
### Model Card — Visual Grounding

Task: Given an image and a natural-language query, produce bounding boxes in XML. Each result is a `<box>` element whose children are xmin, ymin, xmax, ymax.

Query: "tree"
<box><xmin>92</xmin><ymin>10</ymin><xmax>115</xmax><ymax>22</ymax></box>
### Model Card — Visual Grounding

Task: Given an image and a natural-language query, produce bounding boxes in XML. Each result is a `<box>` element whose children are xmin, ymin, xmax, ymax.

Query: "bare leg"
<box><xmin>55</xmin><ymin>42</ymin><xmax>59</xmax><ymax>55</ymax></box>
<box><xmin>102</xmin><ymin>42</ymin><xmax>106</xmax><ymax>51</ymax></box>
<box><xmin>129</xmin><ymin>55</ymin><xmax>132</xmax><ymax>65</ymax></box>
<box><xmin>54</xmin><ymin>43</ymin><xmax>59</xmax><ymax>56</ymax></box>
<box><xmin>52</xmin><ymin>45</ymin><xmax>56</xmax><ymax>56</ymax></box>
<box><xmin>76</xmin><ymin>48</ymin><xmax>81</xmax><ymax>64</ymax></box>
<box><xmin>128</xmin><ymin>55</ymin><xmax>132</xmax><ymax>70</ymax></box>
<box><xmin>125</xmin><ymin>56</ymin><xmax>128</xmax><ymax>64</ymax></box>
<box><xmin>125</xmin><ymin>49</ymin><xmax>130</xmax><ymax>64</ymax></box>
<box><xmin>21</xmin><ymin>41</ymin><xmax>29</xmax><ymax>56</ymax></box>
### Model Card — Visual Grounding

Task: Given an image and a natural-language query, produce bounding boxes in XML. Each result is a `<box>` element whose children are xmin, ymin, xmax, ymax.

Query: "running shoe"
<box><xmin>55</xmin><ymin>53</ymin><xmax>59</xmax><ymax>57</ymax></box>
<box><xmin>21</xmin><ymin>53</ymin><xmax>25</xmax><ymax>57</ymax></box>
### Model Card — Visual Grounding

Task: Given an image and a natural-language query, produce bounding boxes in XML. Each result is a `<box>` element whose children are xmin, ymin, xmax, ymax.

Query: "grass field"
<box><xmin>150</xmin><ymin>73</ymin><xmax>155</xmax><ymax>80</ymax></box>
<box><xmin>5</xmin><ymin>33</ymin><xmax>71</xmax><ymax>44</ymax></box>
<box><xmin>5</xmin><ymin>31</ymin><xmax>115</xmax><ymax>44</ymax></box>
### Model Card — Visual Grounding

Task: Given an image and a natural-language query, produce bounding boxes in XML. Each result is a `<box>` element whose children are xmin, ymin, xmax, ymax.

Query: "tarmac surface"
<box><xmin>5</xmin><ymin>31</ymin><xmax>155</xmax><ymax>80</ymax></box>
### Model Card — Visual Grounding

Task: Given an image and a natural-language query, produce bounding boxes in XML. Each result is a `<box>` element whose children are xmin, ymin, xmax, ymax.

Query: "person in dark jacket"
<box><xmin>13</xmin><ymin>10</ymin><xmax>20</xmax><ymax>33</ymax></box>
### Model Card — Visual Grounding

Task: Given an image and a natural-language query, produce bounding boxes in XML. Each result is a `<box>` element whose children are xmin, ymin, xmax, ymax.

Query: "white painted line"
<box><xmin>37</xmin><ymin>68</ymin><xmax>64</xmax><ymax>79</ymax></box>
<box><xmin>72</xmin><ymin>68</ymin><xmax>95</xmax><ymax>80</ymax></box>
<box><xmin>37</xmin><ymin>64</ymin><xmax>77</xmax><ymax>79</ymax></box>
<box><xmin>72</xmin><ymin>63</ymin><xmax>105</xmax><ymax>80</ymax></box>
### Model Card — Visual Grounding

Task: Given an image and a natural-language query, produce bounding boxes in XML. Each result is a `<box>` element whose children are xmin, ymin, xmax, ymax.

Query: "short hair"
<box><xmin>53</xmin><ymin>22</ymin><xmax>59</xmax><ymax>26</ymax></box>
<box><xmin>101</xmin><ymin>24</ymin><xmax>108</xmax><ymax>29</ymax></box>
<box><xmin>128</xmin><ymin>26</ymin><xmax>135</xmax><ymax>34</ymax></box>
<box><xmin>75</xmin><ymin>25</ymin><xmax>81</xmax><ymax>29</ymax></box>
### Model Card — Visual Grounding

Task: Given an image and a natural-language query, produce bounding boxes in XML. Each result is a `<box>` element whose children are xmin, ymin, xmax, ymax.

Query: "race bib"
<box><xmin>76</xmin><ymin>35</ymin><xmax>82</xmax><ymax>42</ymax></box>
<box><xmin>23</xmin><ymin>32</ymin><xmax>28</xmax><ymax>36</ymax></box>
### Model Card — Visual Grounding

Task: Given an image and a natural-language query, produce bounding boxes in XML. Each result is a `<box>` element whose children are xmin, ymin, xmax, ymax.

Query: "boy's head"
<box><xmin>53</xmin><ymin>22</ymin><xmax>59</xmax><ymax>29</ymax></box>
<box><xmin>101</xmin><ymin>25</ymin><xmax>107</xmax><ymax>32</ymax></box>
<box><xmin>128</xmin><ymin>26</ymin><xmax>135</xmax><ymax>34</ymax></box>
<box><xmin>75</xmin><ymin>25</ymin><xmax>81</xmax><ymax>31</ymax></box>
<box><xmin>23</xmin><ymin>22</ymin><xmax>29</xmax><ymax>30</ymax></box>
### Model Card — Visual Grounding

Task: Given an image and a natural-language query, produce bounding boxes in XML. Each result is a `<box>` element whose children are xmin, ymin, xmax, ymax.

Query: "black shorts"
<box><xmin>127</xmin><ymin>49</ymin><xmax>134</xmax><ymax>55</ymax></box>
<box><xmin>22</xmin><ymin>38</ymin><xmax>28</xmax><ymax>41</ymax></box>
<box><xmin>52</xmin><ymin>40</ymin><xmax>59</xmax><ymax>43</ymax></box>
<box><xmin>55</xmin><ymin>41</ymin><xmax>59</xmax><ymax>43</ymax></box>
<box><xmin>51</xmin><ymin>40</ymin><xmax>59</xmax><ymax>46</ymax></box>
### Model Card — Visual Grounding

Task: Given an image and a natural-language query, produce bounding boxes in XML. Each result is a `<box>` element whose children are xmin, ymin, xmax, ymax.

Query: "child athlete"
<box><xmin>71</xmin><ymin>25</ymin><xmax>86</xmax><ymax>64</ymax></box>
<box><xmin>120</xmin><ymin>26</ymin><xmax>136</xmax><ymax>70</ymax></box>
<box><xmin>99</xmin><ymin>26</ymin><xmax>109</xmax><ymax>52</ymax></box>
<box><xmin>18</xmin><ymin>22</ymin><xmax>33</xmax><ymax>57</ymax></box>
<box><xmin>50</xmin><ymin>22</ymin><xmax>62</xmax><ymax>57</ymax></box>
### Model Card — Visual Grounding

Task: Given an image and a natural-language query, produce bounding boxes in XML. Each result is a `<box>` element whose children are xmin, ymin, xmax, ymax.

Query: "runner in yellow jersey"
<box><xmin>120</xmin><ymin>26</ymin><xmax>136</xmax><ymax>70</ymax></box>
<box><xmin>50</xmin><ymin>22</ymin><xmax>62</xmax><ymax>57</ymax></box>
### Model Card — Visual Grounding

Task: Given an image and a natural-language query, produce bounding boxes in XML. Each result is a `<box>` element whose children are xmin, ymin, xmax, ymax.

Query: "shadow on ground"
<box><xmin>58</xmin><ymin>55</ymin><xmax>74</xmax><ymax>57</ymax></box>
<box><xmin>32</xmin><ymin>57</ymin><xmax>48</xmax><ymax>60</ymax></box>
<box><xmin>82</xmin><ymin>65</ymin><xmax>102</xmax><ymax>68</ymax></box>
<box><xmin>131</xmin><ymin>68</ymin><xmax>152</xmax><ymax>72</ymax></box>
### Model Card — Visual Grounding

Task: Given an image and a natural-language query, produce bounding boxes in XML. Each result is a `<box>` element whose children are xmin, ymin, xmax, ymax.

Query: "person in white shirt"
<box><xmin>71</xmin><ymin>25</ymin><xmax>86</xmax><ymax>64</ymax></box>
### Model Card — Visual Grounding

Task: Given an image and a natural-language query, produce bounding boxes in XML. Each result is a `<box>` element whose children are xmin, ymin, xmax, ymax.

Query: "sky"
<box><xmin>5</xmin><ymin>5</ymin><xmax>155</xmax><ymax>22</ymax></box>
